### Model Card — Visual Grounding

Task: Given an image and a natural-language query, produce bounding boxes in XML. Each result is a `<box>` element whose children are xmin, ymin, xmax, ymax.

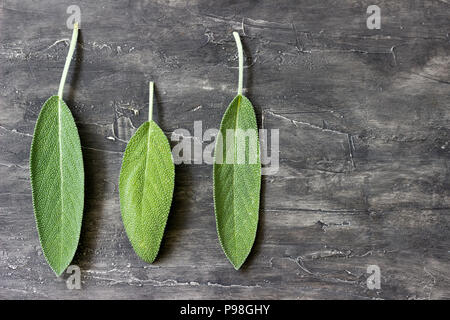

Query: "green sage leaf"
<box><xmin>213</xmin><ymin>32</ymin><xmax>261</xmax><ymax>269</ymax></box>
<box><xmin>30</xmin><ymin>24</ymin><xmax>83</xmax><ymax>276</ymax></box>
<box><xmin>119</xmin><ymin>82</ymin><xmax>175</xmax><ymax>263</ymax></box>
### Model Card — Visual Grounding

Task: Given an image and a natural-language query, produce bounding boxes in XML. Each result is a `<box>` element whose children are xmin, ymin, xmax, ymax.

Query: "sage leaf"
<box><xmin>30</xmin><ymin>23</ymin><xmax>84</xmax><ymax>276</ymax></box>
<box><xmin>119</xmin><ymin>82</ymin><xmax>175</xmax><ymax>263</ymax></box>
<box><xmin>213</xmin><ymin>32</ymin><xmax>261</xmax><ymax>269</ymax></box>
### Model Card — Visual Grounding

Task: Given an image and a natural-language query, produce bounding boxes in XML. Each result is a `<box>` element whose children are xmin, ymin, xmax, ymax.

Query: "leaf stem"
<box><xmin>58</xmin><ymin>23</ymin><xmax>79</xmax><ymax>102</ymax></box>
<box><xmin>148</xmin><ymin>81</ymin><xmax>154</xmax><ymax>122</ymax></box>
<box><xmin>233</xmin><ymin>31</ymin><xmax>243</xmax><ymax>96</ymax></box>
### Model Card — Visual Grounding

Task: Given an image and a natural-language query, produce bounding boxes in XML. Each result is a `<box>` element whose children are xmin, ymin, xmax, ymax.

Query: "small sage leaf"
<box><xmin>213</xmin><ymin>32</ymin><xmax>261</xmax><ymax>269</ymax></box>
<box><xmin>30</xmin><ymin>24</ymin><xmax>84</xmax><ymax>276</ymax></box>
<box><xmin>119</xmin><ymin>82</ymin><xmax>175</xmax><ymax>263</ymax></box>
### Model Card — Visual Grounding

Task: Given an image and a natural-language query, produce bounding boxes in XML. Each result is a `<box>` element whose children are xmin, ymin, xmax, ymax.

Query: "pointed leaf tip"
<box><xmin>31</xmin><ymin>96</ymin><xmax>84</xmax><ymax>275</ymax></box>
<box><xmin>213</xmin><ymin>95</ymin><xmax>261</xmax><ymax>269</ymax></box>
<box><xmin>119</xmin><ymin>121</ymin><xmax>175</xmax><ymax>263</ymax></box>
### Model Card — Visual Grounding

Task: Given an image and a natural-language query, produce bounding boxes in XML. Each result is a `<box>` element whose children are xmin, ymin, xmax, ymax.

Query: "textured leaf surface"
<box><xmin>213</xmin><ymin>94</ymin><xmax>261</xmax><ymax>269</ymax></box>
<box><xmin>119</xmin><ymin>121</ymin><xmax>175</xmax><ymax>263</ymax></box>
<box><xmin>30</xmin><ymin>95</ymin><xmax>84</xmax><ymax>276</ymax></box>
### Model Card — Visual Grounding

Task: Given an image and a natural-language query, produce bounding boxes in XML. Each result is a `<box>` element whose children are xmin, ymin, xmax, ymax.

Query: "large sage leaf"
<box><xmin>213</xmin><ymin>33</ymin><xmax>261</xmax><ymax>269</ymax></box>
<box><xmin>30</xmin><ymin>24</ymin><xmax>83</xmax><ymax>276</ymax></box>
<box><xmin>119</xmin><ymin>82</ymin><xmax>175</xmax><ymax>263</ymax></box>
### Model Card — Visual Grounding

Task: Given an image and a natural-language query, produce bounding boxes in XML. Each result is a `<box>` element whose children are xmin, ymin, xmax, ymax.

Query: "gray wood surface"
<box><xmin>0</xmin><ymin>0</ymin><xmax>449</xmax><ymax>299</ymax></box>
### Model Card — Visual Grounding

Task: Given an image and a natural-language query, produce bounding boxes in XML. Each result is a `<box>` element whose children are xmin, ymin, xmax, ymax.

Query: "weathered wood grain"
<box><xmin>0</xmin><ymin>0</ymin><xmax>449</xmax><ymax>299</ymax></box>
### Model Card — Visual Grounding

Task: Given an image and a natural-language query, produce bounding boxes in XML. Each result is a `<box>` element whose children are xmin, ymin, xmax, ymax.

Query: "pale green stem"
<box><xmin>233</xmin><ymin>31</ymin><xmax>243</xmax><ymax>96</ymax></box>
<box><xmin>57</xmin><ymin>23</ymin><xmax>79</xmax><ymax>102</ymax></box>
<box><xmin>148</xmin><ymin>81</ymin><xmax>154</xmax><ymax>122</ymax></box>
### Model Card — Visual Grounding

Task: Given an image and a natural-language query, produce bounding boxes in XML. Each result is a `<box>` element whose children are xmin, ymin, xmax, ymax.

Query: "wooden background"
<box><xmin>0</xmin><ymin>0</ymin><xmax>449</xmax><ymax>299</ymax></box>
